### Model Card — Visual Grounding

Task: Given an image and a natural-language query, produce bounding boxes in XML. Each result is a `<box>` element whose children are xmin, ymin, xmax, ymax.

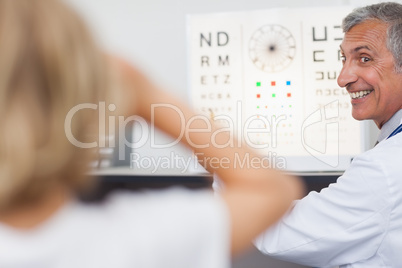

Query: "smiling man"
<box><xmin>339</xmin><ymin>18</ymin><xmax>402</xmax><ymax>128</ymax></box>
<box><xmin>255</xmin><ymin>2</ymin><xmax>402</xmax><ymax>267</ymax></box>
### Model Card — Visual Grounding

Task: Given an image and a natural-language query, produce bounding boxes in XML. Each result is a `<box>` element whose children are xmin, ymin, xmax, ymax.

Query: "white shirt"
<box><xmin>0</xmin><ymin>188</ymin><xmax>230</xmax><ymax>268</ymax></box>
<box><xmin>255</xmin><ymin>117</ymin><xmax>402</xmax><ymax>268</ymax></box>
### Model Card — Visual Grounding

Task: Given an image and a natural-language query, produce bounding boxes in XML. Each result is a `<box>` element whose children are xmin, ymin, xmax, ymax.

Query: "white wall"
<box><xmin>64</xmin><ymin>0</ymin><xmax>396</xmax><ymax>166</ymax></box>
<box><xmin>66</xmin><ymin>0</ymin><xmax>350</xmax><ymax>94</ymax></box>
<box><xmin>65</xmin><ymin>0</ymin><xmax>399</xmax><ymax>94</ymax></box>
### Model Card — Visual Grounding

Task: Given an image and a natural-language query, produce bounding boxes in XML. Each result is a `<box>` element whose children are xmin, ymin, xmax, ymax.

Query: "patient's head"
<box><xmin>0</xmin><ymin>0</ymin><xmax>112</xmax><ymax>211</ymax></box>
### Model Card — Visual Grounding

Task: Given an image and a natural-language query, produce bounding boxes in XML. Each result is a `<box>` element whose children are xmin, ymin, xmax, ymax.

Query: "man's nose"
<box><xmin>337</xmin><ymin>63</ymin><xmax>358</xmax><ymax>88</ymax></box>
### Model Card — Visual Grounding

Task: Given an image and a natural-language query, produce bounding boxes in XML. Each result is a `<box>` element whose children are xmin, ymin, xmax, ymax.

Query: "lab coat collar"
<box><xmin>377</xmin><ymin>109</ymin><xmax>402</xmax><ymax>143</ymax></box>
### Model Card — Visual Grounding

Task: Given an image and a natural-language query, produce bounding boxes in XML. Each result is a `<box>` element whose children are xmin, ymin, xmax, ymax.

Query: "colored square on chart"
<box><xmin>257</xmin><ymin>94</ymin><xmax>261</xmax><ymax>98</ymax></box>
<box><xmin>256</xmin><ymin>82</ymin><xmax>261</xmax><ymax>86</ymax></box>
<box><xmin>271</xmin><ymin>81</ymin><xmax>276</xmax><ymax>86</ymax></box>
<box><xmin>272</xmin><ymin>93</ymin><xmax>276</xmax><ymax>98</ymax></box>
<box><xmin>287</xmin><ymin>93</ymin><xmax>292</xmax><ymax>97</ymax></box>
<box><xmin>286</xmin><ymin>81</ymin><xmax>291</xmax><ymax>86</ymax></box>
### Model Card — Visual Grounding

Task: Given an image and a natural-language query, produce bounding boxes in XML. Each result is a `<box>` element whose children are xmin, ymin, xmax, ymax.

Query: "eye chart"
<box><xmin>187</xmin><ymin>7</ymin><xmax>365</xmax><ymax>171</ymax></box>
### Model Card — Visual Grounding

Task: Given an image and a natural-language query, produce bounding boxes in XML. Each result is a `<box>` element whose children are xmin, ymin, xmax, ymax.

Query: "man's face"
<box><xmin>338</xmin><ymin>20</ymin><xmax>402</xmax><ymax>128</ymax></box>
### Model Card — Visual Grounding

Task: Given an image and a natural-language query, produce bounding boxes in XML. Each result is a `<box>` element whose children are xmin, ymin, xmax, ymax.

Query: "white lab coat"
<box><xmin>256</xmin><ymin>120</ymin><xmax>402</xmax><ymax>268</ymax></box>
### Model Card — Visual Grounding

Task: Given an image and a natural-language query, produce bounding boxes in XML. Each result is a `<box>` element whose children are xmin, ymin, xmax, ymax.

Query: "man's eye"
<box><xmin>360</xmin><ymin>57</ymin><xmax>371</xmax><ymax>63</ymax></box>
<box><xmin>340</xmin><ymin>56</ymin><xmax>346</xmax><ymax>62</ymax></box>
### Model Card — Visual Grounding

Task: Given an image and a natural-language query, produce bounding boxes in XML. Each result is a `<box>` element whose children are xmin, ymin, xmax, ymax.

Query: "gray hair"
<box><xmin>342</xmin><ymin>2</ymin><xmax>402</xmax><ymax>73</ymax></box>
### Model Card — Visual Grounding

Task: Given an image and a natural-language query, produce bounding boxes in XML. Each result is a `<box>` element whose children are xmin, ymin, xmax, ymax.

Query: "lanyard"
<box><xmin>387</xmin><ymin>124</ymin><xmax>402</xmax><ymax>139</ymax></box>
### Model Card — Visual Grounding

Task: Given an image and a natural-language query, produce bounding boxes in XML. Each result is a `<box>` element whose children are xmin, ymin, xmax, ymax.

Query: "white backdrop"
<box><xmin>64</xmin><ymin>0</ymin><xmax>399</xmax><ymax>94</ymax></box>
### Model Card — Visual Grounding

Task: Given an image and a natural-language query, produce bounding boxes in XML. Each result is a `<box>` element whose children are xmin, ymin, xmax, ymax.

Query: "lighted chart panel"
<box><xmin>187</xmin><ymin>7</ymin><xmax>364</xmax><ymax>171</ymax></box>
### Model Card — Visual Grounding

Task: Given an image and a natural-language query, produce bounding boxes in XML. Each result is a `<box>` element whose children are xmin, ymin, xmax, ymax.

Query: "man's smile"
<box><xmin>348</xmin><ymin>89</ymin><xmax>374</xmax><ymax>100</ymax></box>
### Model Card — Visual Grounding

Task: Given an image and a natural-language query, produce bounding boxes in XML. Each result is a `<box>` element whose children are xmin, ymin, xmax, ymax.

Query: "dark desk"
<box><xmin>82</xmin><ymin>167</ymin><xmax>213</xmax><ymax>201</ymax></box>
<box><xmin>83</xmin><ymin>167</ymin><xmax>342</xmax><ymax>201</ymax></box>
<box><xmin>294</xmin><ymin>171</ymin><xmax>342</xmax><ymax>193</ymax></box>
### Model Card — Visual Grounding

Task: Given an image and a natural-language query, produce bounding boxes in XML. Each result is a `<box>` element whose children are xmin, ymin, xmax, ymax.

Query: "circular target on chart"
<box><xmin>249</xmin><ymin>25</ymin><xmax>296</xmax><ymax>73</ymax></box>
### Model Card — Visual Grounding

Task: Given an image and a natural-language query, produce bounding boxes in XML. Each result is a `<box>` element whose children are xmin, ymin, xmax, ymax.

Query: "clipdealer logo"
<box><xmin>65</xmin><ymin>100</ymin><xmax>341</xmax><ymax>168</ymax></box>
<box><xmin>64</xmin><ymin>101</ymin><xmax>290</xmax><ymax>150</ymax></box>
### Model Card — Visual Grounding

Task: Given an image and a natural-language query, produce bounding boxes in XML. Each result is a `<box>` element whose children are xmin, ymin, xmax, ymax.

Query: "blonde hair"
<box><xmin>0</xmin><ymin>0</ymin><xmax>112</xmax><ymax>210</ymax></box>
